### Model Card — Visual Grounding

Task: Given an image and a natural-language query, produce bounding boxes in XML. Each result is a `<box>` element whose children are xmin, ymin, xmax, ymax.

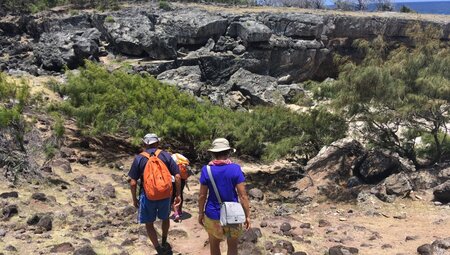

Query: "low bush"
<box><xmin>50</xmin><ymin>62</ymin><xmax>347</xmax><ymax>161</ymax></box>
<box><xmin>159</xmin><ymin>0</ymin><xmax>172</xmax><ymax>11</ymax></box>
<box><xmin>0</xmin><ymin>73</ymin><xmax>29</xmax><ymax>128</ymax></box>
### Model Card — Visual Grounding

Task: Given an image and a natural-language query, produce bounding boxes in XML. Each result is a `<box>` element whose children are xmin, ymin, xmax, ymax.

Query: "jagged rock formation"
<box><xmin>1</xmin><ymin>4</ymin><xmax>449</xmax><ymax>105</ymax></box>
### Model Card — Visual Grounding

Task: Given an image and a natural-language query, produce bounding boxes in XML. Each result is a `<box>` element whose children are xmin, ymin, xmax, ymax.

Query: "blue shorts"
<box><xmin>138</xmin><ymin>193</ymin><xmax>171</xmax><ymax>224</ymax></box>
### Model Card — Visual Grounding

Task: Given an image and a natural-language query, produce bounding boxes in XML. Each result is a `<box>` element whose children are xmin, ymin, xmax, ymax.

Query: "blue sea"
<box><xmin>370</xmin><ymin>1</ymin><xmax>450</xmax><ymax>15</ymax></box>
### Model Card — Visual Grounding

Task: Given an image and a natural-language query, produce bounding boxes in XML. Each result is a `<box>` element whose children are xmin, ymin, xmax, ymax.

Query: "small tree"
<box><xmin>373</xmin><ymin>0</ymin><xmax>393</xmax><ymax>11</ymax></box>
<box><xmin>334</xmin><ymin>0</ymin><xmax>353</xmax><ymax>10</ymax></box>
<box><xmin>399</xmin><ymin>5</ymin><xmax>415</xmax><ymax>13</ymax></box>
<box><xmin>332</xmin><ymin>26</ymin><xmax>450</xmax><ymax>167</ymax></box>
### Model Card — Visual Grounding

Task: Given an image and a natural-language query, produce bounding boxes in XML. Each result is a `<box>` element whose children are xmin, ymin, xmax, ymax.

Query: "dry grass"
<box><xmin>176</xmin><ymin>2</ymin><xmax>450</xmax><ymax>23</ymax></box>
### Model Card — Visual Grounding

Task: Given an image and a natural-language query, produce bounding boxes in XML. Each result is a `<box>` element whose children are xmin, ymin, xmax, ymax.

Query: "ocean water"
<box><xmin>369</xmin><ymin>1</ymin><xmax>450</xmax><ymax>15</ymax></box>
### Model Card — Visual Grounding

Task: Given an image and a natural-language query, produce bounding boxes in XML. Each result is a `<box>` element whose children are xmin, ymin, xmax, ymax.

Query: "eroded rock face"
<box><xmin>356</xmin><ymin>150</ymin><xmax>403</xmax><ymax>184</ymax></box>
<box><xmin>34</xmin><ymin>28</ymin><xmax>101</xmax><ymax>71</ymax></box>
<box><xmin>227</xmin><ymin>68</ymin><xmax>285</xmax><ymax>105</ymax></box>
<box><xmin>1</xmin><ymin>4</ymin><xmax>448</xmax><ymax>107</ymax></box>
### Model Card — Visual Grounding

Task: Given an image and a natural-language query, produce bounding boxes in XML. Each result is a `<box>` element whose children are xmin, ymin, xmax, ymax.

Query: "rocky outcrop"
<box><xmin>433</xmin><ymin>180</ymin><xmax>450</xmax><ymax>203</ymax></box>
<box><xmin>355</xmin><ymin>150</ymin><xmax>404</xmax><ymax>184</ymax></box>
<box><xmin>299</xmin><ymin>137</ymin><xmax>423</xmax><ymax>201</ymax></box>
<box><xmin>1</xmin><ymin>4</ymin><xmax>449</xmax><ymax>106</ymax></box>
<box><xmin>34</xmin><ymin>28</ymin><xmax>101</xmax><ymax>71</ymax></box>
<box><xmin>418</xmin><ymin>237</ymin><xmax>450</xmax><ymax>255</ymax></box>
<box><xmin>227</xmin><ymin>68</ymin><xmax>285</xmax><ymax>105</ymax></box>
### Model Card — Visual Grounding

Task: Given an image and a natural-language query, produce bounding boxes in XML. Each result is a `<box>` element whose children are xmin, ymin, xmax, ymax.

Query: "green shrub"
<box><xmin>331</xmin><ymin>26</ymin><xmax>450</xmax><ymax>166</ymax></box>
<box><xmin>105</xmin><ymin>16</ymin><xmax>115</xmax><ymax>23</ymax></box>
<box><xmin>417</xmin><ymin>133</ymin><xmax>450</xmax><ymax>162</ymax></box>
<box><xmin>399</xmin><ymin>5</ymin><xmax>415</xmax><ymax>13</ymax></box>
<box><xmin>51</xmin><ymin>113</ymin><xmax>65</xmax><ymax>139</ymax></box>
<box><xmin>44</xmin><ymin>142</ymin><xmax>57</xmax><ymax>160</ymax></box>
<box><xmin>159</xmin><ymin>0</ymin><xmax>172</xmax><ymax>11</ymax></box>
<box><xmin>0</xmin><ymin>73</ymin><xmax>30</xmax><ymax>128</ymax></box>
<box><xmin>52</xmin><ymin>62</ymin><xmax>347</xmax><ymax>161</ymax></box>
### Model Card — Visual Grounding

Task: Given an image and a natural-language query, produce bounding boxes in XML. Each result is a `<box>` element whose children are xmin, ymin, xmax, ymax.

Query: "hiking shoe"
<box><xmin>162</xmin><ymin>242</ymin><xmax>173</xmax><ymax>255</ymax></box>
<box><xmin>155</xmin><ymin>245</ymin><xmax>166</xmax><ymax>255</ymax></box>
<box><xmin>172</xmin><ymin>212</ymin><xmax>180</xmax><ymax>222</ymax></box>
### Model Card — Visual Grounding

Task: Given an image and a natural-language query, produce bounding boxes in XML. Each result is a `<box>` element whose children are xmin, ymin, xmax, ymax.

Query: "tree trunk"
<box><xmin>432</xmin><ymin>131</ymin><xmax>442</xmax><ymax>164</ymax></box>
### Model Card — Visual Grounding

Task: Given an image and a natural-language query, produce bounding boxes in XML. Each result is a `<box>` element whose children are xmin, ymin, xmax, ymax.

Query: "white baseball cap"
<box><xmin>142</xmin><ymin>133</ymin><xmax>160</xmax><ymax>145</ymax></box>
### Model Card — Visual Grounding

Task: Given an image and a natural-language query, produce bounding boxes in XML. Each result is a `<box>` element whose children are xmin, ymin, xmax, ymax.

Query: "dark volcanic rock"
<box><xmin>103</xmin><ymin>183</ymin><xmax>116</xmax><ymax>199</ymax></box>
<box><xmin>248</xmin><ymin>188</ymin><xmax>264</xmax><ymax>201</ymax></box>
<box><xmin>328</xmin><ymin>245</ymin><xmax>359</xmax><ymax>255</ymax></box>
<box><xmin>227</xmin><ymin>68</ymin><xmax>285</xmax><ymax>105</ymax></box>
<box><xmin>239</xmin><ymin>228</ymin><xmax>261</xmax><ymax>244</ymax></box>
<box><xmin>31</xmin><ymin>192</ymin><xmax>47</xmax><ymax>201</ymax></box>
<box><xmin>1</xmin><ymin>205</ymin><xmax>18</xmax><ymax>220</ymax></box>
<box><xmin>34</xmin><ymin>28</ymin><xmax>101</xmax><ymax>71</ymax></box>
<box><xmin>417</xmin><ymin>237</ymin><xmax>450</xmax><ymax>255</ymax></box>
<box><xmin>434</xmin><ymin>180</ymin><xmax>450</xmax><ymax>203</ymax></box>
<box><xmin>383</xmin><ymin>172</ymin><xmax>413</xmax><ymax>196</ymax></box>
<box><xmin>417</xmin><ymin>244</ymin><xmax>433</xmax><ymax>255</ymax></box>
<box><xmin>74</xmin><ymin>245</ymin><xmax>97</xmax><ymax>255</ymax></box>
<box><xmin>50</xmin><ymin>242</ymin><xmax>75</xmax><ymax>253</ymax></box>
<box><xmin>37</xmin><ymin>215</ymin><xmax>53</xmax><ymax>231</ymax></box>
<box><xmin>231</xmin><ymin>21</ymin><xmax>272</xmax><ymax>43</ymax></box>
<box><xmin>356</xmin><ymin>150</ymin><xmax>402</xmax><ymax>184</ymax></box>
<box><xmin>280</xmin><ymin>222</ymin><xmax>292</xmax><ymax>232</ymax></box>
<box><xmin>0</xmin><ymin>191</ymin><xmax>18</xmax><ymax>199</ymax></box>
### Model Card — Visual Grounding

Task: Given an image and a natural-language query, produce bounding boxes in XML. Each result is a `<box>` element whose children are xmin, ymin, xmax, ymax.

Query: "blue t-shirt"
<box><xmin>199</xmin><ymin>163</ymin><xmax>245</xmax><ymax>220</ymax></box>
<box><xmin>128</xmin><ymin>148</ymin><xmax>180</xmax><ymax>181</ymax></box>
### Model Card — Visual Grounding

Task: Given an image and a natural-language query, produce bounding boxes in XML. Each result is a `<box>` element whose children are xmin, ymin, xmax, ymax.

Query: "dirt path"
<box><xmin>1</xmin><ymin>152</ymin><xmax>449</xmax><ymax>254</ymax></box>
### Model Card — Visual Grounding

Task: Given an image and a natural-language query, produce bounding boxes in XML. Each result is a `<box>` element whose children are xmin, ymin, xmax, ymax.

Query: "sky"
<box><xmin>325</xmin><ymin>0</ymin><xmax>450</xmax><ymax>5</ymax></box>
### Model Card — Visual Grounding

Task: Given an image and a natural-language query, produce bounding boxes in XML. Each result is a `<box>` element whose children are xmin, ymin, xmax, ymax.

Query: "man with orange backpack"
<box><xmin>128</xmin><ymin>133</ymin><xmax>181</xmax><ymax>255</ymax></box>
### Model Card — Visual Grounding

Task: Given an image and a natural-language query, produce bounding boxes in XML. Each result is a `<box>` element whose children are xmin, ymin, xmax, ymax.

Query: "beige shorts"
<box><xmin>204</xmin><ymin>215</ymin><xmax>243</xmax><ymax>240</ymax></box>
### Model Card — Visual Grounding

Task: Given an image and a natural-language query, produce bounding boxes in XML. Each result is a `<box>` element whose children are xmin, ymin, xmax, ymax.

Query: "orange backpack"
<box><xmin>140</xmin><ymin>150</ymin><xmax>172</xmax><ymax>200</ymax></box>
<box><xmin>179</xmin><ymin>164</ymin><xmax>189</xmax><ymax>180</ymax></box>
<box><xmin>172</xmin><ymin>153</ymin><xmax>190</xmax><ymax>180</ymax></box>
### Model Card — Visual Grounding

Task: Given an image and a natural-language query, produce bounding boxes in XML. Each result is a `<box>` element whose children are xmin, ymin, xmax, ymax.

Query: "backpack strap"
<box><xmin>207</xmin><ymin>165</ymin><xmax>222</xmax><ymax>204</ymax></box>
<box><xmin>140</xmin><ymin>149</ymin><xmax>161</xmax><ymax>158</ymax></box>
<box><xmin>140</xmin><ymin>151</ymin><xmax>151</xmax><ymax>159</ymax></box>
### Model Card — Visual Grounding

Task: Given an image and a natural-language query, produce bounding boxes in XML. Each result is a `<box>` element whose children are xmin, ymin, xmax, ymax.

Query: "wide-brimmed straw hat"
<box><xmin>142</xmin><ymin>133</ymin><xmax>160</xmax><ymax>145</ymax></box>
<box><xmin>208</xmin><ymin>138</ymin><xmax>235</xmax><ymax>153</ymax></box>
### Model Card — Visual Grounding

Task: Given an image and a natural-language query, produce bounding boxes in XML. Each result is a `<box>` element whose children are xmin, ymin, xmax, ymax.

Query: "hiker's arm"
<box><xmin>173</xmin><ymin>173</ymin><xmax>182</xmax><ymax>207</ymax></box>
<box><xmin>198</xmin><ymin>184</ymin><xmax>208</xmax><ymax>226</ymax></box>
<box><xmin>236</xmin><ymin>182</ymin><xmax>251</xmax><ymax>230</ymax></box>
<box><xmin>129</xmin><ymin>178</ymin><xmax>139</xmax><ymax>208</ymax></box>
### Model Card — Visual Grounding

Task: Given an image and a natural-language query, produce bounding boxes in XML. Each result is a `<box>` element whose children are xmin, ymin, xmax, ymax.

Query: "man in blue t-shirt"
<box><xmin>128</xmin><ymin>133</ymin><xmax>181</xmax><ymax>255</ymax></box>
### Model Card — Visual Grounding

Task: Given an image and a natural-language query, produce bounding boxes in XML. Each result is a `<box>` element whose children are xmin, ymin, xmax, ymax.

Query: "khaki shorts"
<box><xmin>204</xmin><ymin>215</ymin><xmax>243</xmax><ymax>240</ymax></box>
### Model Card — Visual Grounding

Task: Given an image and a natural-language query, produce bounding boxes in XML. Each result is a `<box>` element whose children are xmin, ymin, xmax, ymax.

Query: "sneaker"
<box><xmin>172</xmin><ymin>211</ymin><xmax>180</xmax><ymax>222</ymax></box>
<box><xmin>155</xmin><ymin>245</ymin><xmax>166</xmax><ymax>255</ymax></box>
<box><xmin>162</xmin><ymin>242</ymin><xmax>173</xmax><ymax>255</ymax></box>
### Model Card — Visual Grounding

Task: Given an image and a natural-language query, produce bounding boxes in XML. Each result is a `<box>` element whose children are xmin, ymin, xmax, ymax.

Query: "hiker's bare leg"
<box><xmin>145</xmin><ymin>222</ymin><xmax>159</xmax><ymax>248</ymax></box>
<box><xmin>161</xmin><ymin>218</ymin><xmax>170</xmax><ymax>244</ymax></box>
<box><xmin>227</xmin><ymin>237</ymin><xmax>238</xmax><ymax>255</ymax></box>
<box><xmin>208</xmin><ymin>234</ymin><xmax>221</xmax><ymax>255</ymax></box>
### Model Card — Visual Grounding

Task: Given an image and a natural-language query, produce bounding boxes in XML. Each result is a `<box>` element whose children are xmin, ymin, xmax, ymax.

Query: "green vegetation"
<box><xmin>0</xmin><ymin>73</ymin><xmax>29</xmax><ymax>129</ymax></box>
<box><xmin>399</xmin><ymin>5</ymin><xmax>416</xmax><ymax>13</ymax></box>
<box><xmin>159</xmin><ymin>0</ymin><xmax>172</xmax><ymax>11</ymax></box>
<box><xmin>0</xmin><ymin>73</ymin><xmax>30</xmax><ymax>151</ymax></box>
<box><xmin>50</xmin><ymin>62</ymin><xmax>346</xmax><ymax>161</ymax></box>
<box><xmin>327</xmin><ymin>25</ymin><xmax>449</xmax><ymax>167</ymax></box>
<box><xmin>0</xmin><ymin>0</ymin><xmax>124</xmax><ymax>13</ymax></box>
<box><xmin>1</xmin><ymin>0</ymin><xmax>64</xmax><ymax>13</ymax></box>
<box><xmin>105</xmin><ymin>15</ymin><xmax>115</xmax><ymax>23</ymax></box>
